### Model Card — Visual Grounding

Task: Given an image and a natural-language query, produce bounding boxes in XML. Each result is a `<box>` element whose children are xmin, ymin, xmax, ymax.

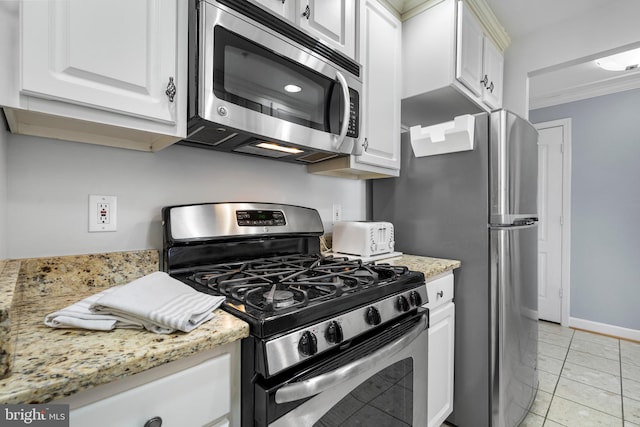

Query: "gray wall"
<box><xmin>5</xmin><ymin>132</ymin><xmax>366</xmax><ymax>259</ymax></box>
<box><xmin>530</xmin><ymin>88</ymin><xmax>640</xmax><ymax>330</ymax></box>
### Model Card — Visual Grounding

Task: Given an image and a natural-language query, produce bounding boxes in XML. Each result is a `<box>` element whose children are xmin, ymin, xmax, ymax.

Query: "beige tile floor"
<box><xmin>519</xmin><ymin>321</ymin><xmax>640</xmax><ymax>427</ymax></box>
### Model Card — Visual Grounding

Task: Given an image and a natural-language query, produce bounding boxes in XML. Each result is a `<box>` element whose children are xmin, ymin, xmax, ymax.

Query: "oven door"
<box><xmin>198</xmin><ymin>1</ymin><xmax>361</xmax><ymax>155</ymax></box>
<box><xmin>255</xmin><ymin>310</ymin><xmax>428</xmax><ymax>427</ymax></box>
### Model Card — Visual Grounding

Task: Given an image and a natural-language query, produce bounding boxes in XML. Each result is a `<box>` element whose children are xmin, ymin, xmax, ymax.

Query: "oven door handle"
<box><xmin>274</xmin><ymin>312</ymin><xmax>428</xmax><ymax>404</ymax></box>
<box><xmin>333</xmin><ymin>70</ymin><xmax>351</xmax><ymax>153</ymax></box>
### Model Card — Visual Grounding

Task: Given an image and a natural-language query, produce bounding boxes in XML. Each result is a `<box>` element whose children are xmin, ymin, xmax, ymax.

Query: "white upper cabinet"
<box><xmin>299</xmin><ymin>0</ymin><xmax>356</xmax><ymax>59</ymax></box>
<box><xmin>456</xmin><ymin>3</ymin><xmax>484</xmax><ymax>97</ymax></box>
<box><xmin>355</xmin><ymin>0</ymin><xmax>401</xmax><ymax>171</ymax></box>
<box><xmin>0</xmin><ymin>0</ymin><xmax>187</xmax><ymax>152</ymax></box>
<box><xmin>456</xmin><ymin>1</ymin><xmax>503</xmax><ymax>109</ymax></box>
<box><xmin>308</xmin><ymin>0</ymin><xmax>401</xmax><ymax>179</ymax></box>
<box><xmin>250</xmin><ymin>0</ymin><xmax>356</xmax><ymax>60</ymax></box>
<box><xmin>480</xmin><ymin>36</ymin><xmax>504</xmax><ymax>109</ymax></box>
<box><xmin>22</xmin><ymin>0</ymin><xmax>178</xmax><ymax>125</ymax></box>
<box><xmin>250</xmin><ymin>0</ymin><xmax>293</xmax><ymax>20</ymax></box>
<box><xmin>402</xmin><ymin>0</ymin><xmax>504</xmax><ymax>128</ymax></box>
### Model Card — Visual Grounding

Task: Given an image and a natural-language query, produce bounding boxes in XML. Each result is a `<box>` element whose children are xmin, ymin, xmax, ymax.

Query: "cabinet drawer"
<box><xmin>426</xmin><ymin>273</ymin><xmax>454</xmax><ymax>309</ymax></box>
<box><xmin>70</xmin><ymin>354</ymin><xmax>231</xmax><ymax>427</ymax></box>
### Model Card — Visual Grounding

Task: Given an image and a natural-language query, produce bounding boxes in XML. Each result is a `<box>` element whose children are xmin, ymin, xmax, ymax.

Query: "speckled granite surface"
<box><xmin>379</xmin><ymin>254</ymin><xmax>461</xmax><ymax>279</ymax></box>
<box><xmin>0</xmin><ymin>260</ymin><xmax>21</xmax><ymax>378</ymax></box>
<box><xmin>0</xmin><ymin>250</ymin><xmax>249</xmax><ymax>404</ymax></box>
<box><xmin>0</xmin><ymin>251</ymin><xmax>454</xmax><ymax>405</ymax></box>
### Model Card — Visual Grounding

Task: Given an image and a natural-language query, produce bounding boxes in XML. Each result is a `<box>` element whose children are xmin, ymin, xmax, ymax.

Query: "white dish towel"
<box><xmin>45</xmin><ymin>272</ymin><xmax>226</xmax><ymax>334</ymax></box>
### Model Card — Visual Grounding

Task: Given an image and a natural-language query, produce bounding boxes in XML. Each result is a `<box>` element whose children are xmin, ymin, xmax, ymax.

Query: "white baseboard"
<box><xmin>569</xmin><ymin>317</ymin><xmax>640</xmax><ymax>342</ymax></box>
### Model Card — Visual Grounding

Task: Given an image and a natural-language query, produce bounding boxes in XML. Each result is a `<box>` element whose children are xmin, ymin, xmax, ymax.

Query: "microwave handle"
<box><xmin>333</xmin><ymin>71</ymin><xmax>351</xmax><ymax>153</ymax></box>
<box><xmin>274</xmin><ymin>311</ymin><xmax>428</xmax><ymax>404</ymax></box>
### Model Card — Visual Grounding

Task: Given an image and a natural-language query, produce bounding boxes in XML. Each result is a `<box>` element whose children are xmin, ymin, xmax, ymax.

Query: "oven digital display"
<box><xmin>236</xmin><ymin>210</ymin><xmax>286</xmax><ymax>226</ymax></box>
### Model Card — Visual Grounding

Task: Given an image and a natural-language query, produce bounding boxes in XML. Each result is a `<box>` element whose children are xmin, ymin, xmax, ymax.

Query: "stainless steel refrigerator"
<box><xmin>369</xmin><ymin>109</ymin><xmax>539</xmax><ymax>427</ymax></box>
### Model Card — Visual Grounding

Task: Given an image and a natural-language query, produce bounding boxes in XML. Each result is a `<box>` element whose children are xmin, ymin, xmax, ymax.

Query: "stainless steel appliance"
<box><xmin>181</xmin><ymin>0</ymin><xmax>362</xmax><ymax>164</ymax></box>
<box><xmin>162</xmin><ymin>202</ymin><xmax>429</xmax><ymax>426</ymax></box>
<box><xmin>370</xmin><ymin>109</ymin><xmax>539</xmax><ymax>427</ymax></box>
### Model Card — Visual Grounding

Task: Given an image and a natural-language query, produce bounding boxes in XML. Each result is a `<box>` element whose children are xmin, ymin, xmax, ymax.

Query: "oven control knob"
<box><xmin>409</xmin><ymin>290</ymin><xmax>423</xmax><ymax>307</ymax></box>
<box><xmin>325</xmin><ymin>321</ymin><xmax>343</xmax><ymax>344</ymax></box>
<box><xmin>298</xmin><ymin>331</ymin><xmax>318</xmax><ymax>357</ymax></box>
<box><xmin>365</xmin><ymin>306</ymin><xmax>381</xmax><ymax>326</ymax></box>
<box><xmin>396</xmin><ymin>295</ymin><xmax>410</xmax><ymax>312</ymax></box>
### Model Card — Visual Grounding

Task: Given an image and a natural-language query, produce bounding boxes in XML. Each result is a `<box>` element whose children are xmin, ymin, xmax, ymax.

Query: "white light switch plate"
<box><xmin>89</xmin><ymin>195</ymin><xmax>117</xmax><ymax>232</ymax></box>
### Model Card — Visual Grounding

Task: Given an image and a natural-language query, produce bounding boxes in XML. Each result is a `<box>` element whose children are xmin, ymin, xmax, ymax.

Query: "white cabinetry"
<box><xmin>250</xmin><ymin>0</ymin><xmax>356</xmax><ymax>60</ymax></box>
<box><xmin>455</xmin><ymin>2</ymin><xmax>503</xmax><ymax>110</ymax></box>
<box><xmin>308</xmin><ymin>0</ymin><xmax>400</xmax><ymax>179</ymax></box>
<box><xmin>0</xmin><ymin>0</ymin><xmax>187</xmax><ymax>152</ymax></box>
<box><xmin>425</xmin><ymin>272</ymin><xmax>455</xmax><ymax>427</ymax></box>
<box><xmin>402</xmin><ymin>0</ymin><xmax>503</xmax><ymax>128</ymax></box>
<box><xmin>58</xmin><ymin>343</ymin><xmax>240</xmax><ymax>427</ymax></box>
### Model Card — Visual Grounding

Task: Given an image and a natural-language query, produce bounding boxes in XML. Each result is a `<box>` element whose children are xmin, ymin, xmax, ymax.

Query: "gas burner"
<box><xmin>188</xmin><ymin>254</ymin><xmax>410</xmax><ymax>314</ymax></box>
<box><xmin>264</xmin><ymin>286</ymin><xmax>295</xmax><ymax>309</ymax></box>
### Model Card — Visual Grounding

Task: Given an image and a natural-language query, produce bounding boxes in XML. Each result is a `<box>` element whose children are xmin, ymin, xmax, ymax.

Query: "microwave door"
<box><xmin>194</xmin><ymin>3</ymin><xmax>361</xmax><ymax>159</ymax></box>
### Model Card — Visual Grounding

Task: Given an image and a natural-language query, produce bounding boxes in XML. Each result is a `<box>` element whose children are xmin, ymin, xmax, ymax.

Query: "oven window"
<box><xmin>313</xmin><ymin>358</ymin><xmax>414</xmax><ymax>426</ymax></box>
<box><xmin>213</xmin><ymin>26</ymin><xmax>342</xmax><ymax>133</ymax></box>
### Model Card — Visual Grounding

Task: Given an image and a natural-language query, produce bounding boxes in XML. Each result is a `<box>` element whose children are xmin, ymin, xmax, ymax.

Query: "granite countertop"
<box><xmin>0</xmin><ymin>251</ymin><xmax>249</xmax><ymax>405</ymax></box>
<box><xmin>0</xmin><ymin>250</ymin><xmax>458</xmax><ymax>406</ymax></box>
<box><xmin>381</xmin><ymin>254</ymin><xmax>461</xmax><ymax>279</ymax></box>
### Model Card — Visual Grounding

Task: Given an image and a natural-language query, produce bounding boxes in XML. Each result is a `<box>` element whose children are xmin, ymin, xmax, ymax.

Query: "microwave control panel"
<box><xmin>347</xmin><ymin>88</ymin><xmax>359</xmax><ymax>138</ymax></box>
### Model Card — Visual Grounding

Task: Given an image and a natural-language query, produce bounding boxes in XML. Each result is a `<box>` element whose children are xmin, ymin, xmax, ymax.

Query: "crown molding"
<box><xmin>380</xmin><ymin>0</ymin><xmax>511</xmax><ymax>51</ymax></box>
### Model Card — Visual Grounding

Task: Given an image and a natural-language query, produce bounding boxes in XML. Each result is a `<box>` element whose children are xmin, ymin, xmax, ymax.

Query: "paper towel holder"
<box><xmin>409</xmin><ymin>114</ymin><xmax>475</xmax><ymax>157</ymax></box>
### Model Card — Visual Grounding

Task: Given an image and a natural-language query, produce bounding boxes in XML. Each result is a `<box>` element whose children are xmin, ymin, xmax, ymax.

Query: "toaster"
<box><xmin>332</xmin><ymin>221</ymin><xmax>395</xmax><ymax>258</ymax></box>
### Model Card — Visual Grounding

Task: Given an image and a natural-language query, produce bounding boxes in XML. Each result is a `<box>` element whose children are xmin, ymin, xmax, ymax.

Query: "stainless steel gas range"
<box><xmin>162</xmin><ymin>202</ymin><xmax>429</xmax><ymax>427</ymax></box>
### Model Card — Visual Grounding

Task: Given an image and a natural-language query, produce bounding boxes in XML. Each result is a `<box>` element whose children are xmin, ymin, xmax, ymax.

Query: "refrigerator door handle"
<box><xmin>513</xmin><ymin>217</ymin><xmax>538</xmax><ymax>226</ymax></box>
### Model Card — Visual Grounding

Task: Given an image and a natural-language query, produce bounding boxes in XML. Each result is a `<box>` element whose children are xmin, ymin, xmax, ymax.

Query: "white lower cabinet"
<box><xmin>58</xmin><ymin>342</ymin><xmax>240</xmax><ymax>427</ymax></box>
<box><xmin>426</xmin><ymin>273</ymin><xmax>455</xmax><ymax>427</ymax></box>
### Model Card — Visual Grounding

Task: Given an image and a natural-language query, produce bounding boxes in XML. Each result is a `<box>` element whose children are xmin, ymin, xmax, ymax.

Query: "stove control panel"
<box><xmin>265</xmin><ymin>285</ymin><xmax>428</xmax><ymax>376</ymax></box>
<box><xmin>236</xmin><ymin>210</ymin><xmax>286</xmax><ymax>226</ymax></box>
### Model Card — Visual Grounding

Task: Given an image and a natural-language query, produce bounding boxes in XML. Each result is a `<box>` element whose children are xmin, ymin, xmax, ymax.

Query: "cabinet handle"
<box><xmin>488</xmin><ymin>82</ymin><xmax>495</xmax><ymax>93</ymax></box>
<box><xmin>302</xmin><ymin>5</ymin><xmax>310</xmax><ymax>19</ymax></box>
<box><xmin>480</xmin><ymin>74</ymin><xmax>489</xmax><ymax>88</ymax></box>
<box><xmin>437</xmin><ymin>290</ymin><xmax>444</xmax><ymax>298</ymax></box>
<box><xmin>143</xmin><ymin>416</ymin><xmax>163</xmax><ymax>427</ymax></box>
<box><xmin>165</xmin><ymin>77</ymin><xmax>176</xmax><ymax>102</ymax></box>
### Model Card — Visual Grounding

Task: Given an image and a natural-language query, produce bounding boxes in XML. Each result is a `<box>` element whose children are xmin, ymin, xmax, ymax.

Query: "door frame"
<box><xmin>534</xmin><ymin>118</ymin><xmax>572</xmax><ymax>327</ymax></box>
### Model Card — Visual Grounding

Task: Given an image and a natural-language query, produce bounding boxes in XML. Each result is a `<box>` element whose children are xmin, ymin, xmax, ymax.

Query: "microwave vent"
<box><xmin>233</xmin><ymin>141</ymin><xmax>291</xmax><ymax>158</ymax></box>
<box><xmin>295</xmin><ymin>152</ymin><xmax>339</xmax><ymax>163</ymax></box>
<box><xmin>184</xmin><ymin>126</ymin><xmax>239</xmax><ymax>146</ymax></box>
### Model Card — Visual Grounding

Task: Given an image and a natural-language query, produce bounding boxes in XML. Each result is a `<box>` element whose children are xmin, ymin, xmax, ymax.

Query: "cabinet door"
<box><xmin>70</xmin><ymin>354</ymin><xmax>231</xmax><ymax>427</ymax></box>
<box><xmin>455</xmin><ymin>1</ymin><xmax>483</xmax><ymax>97</ymax></box>
<box><xmin>356</xmin><ymin>0</ymin><xmax>401</xmax><ymax>170</ymax></box>
<box><xmin>298</xmin><ymin>0</ymin><xmax>356</xmax><ymax>59</ymax></box>
<box><xmin>482</xmin><ymin>37</ymin><xmax>504</xmax><ymax>109</ymax></box>
<box><xmin>428</xmin><ymin>302</ymin><xmax>455</xmax><ymax>427</ymax></box>
<box><xmin>250</xmin><ymin>0</ymin><xmax>293</xmax><ymax>21</ymax></box>
<box><xmin>21</xmin><ymin>0</ymin><xmax>178</xmax><ymax>125</ymax></box>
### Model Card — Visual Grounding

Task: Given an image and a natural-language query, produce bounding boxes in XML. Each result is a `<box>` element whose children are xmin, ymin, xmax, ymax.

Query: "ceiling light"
<box><xmin>256</xmin><ymin>142</ymin><xmax>304</xmax><ymax>154</ymax></box>
<box><xmin>284</xmin><ymin>84</ymin><xmax>302</xmax><ymax>93</ymax></box>
<box><xmin>596</xmin><ymin>48</ymin><xmax>640</xmax><ymax>71</ymax></box>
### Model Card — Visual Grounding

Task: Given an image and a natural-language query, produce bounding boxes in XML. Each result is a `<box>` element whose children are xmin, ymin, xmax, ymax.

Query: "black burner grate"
<box><xmin>190</xmin><ymin>254</ymin><xmax>408</xmax><ymax>313</ymax></box>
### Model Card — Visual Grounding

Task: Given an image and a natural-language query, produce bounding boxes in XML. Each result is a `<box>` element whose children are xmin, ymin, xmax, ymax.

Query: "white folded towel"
<box><xmin>44</xmin><ymin>287</ymin><xmax>144</xmax><ymax>331</ymax></box>
<box><xmin>45</xmin><ymin>272</ymin><xmax>226</xmax><ymax>334</ymax></box>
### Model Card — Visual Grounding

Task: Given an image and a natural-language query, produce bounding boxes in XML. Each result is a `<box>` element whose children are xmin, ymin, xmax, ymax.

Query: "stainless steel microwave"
<box><xmin>181</xmin><ymin>0</ymin><xmax>363</xmax><ymax>164</ymax></box>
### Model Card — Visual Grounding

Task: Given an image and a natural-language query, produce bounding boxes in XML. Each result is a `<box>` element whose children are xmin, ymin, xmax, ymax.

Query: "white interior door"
<box><xmin>536</xmin><ymin>120</ymin><xmax>571</xmax><ymax>324</ymax></box>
